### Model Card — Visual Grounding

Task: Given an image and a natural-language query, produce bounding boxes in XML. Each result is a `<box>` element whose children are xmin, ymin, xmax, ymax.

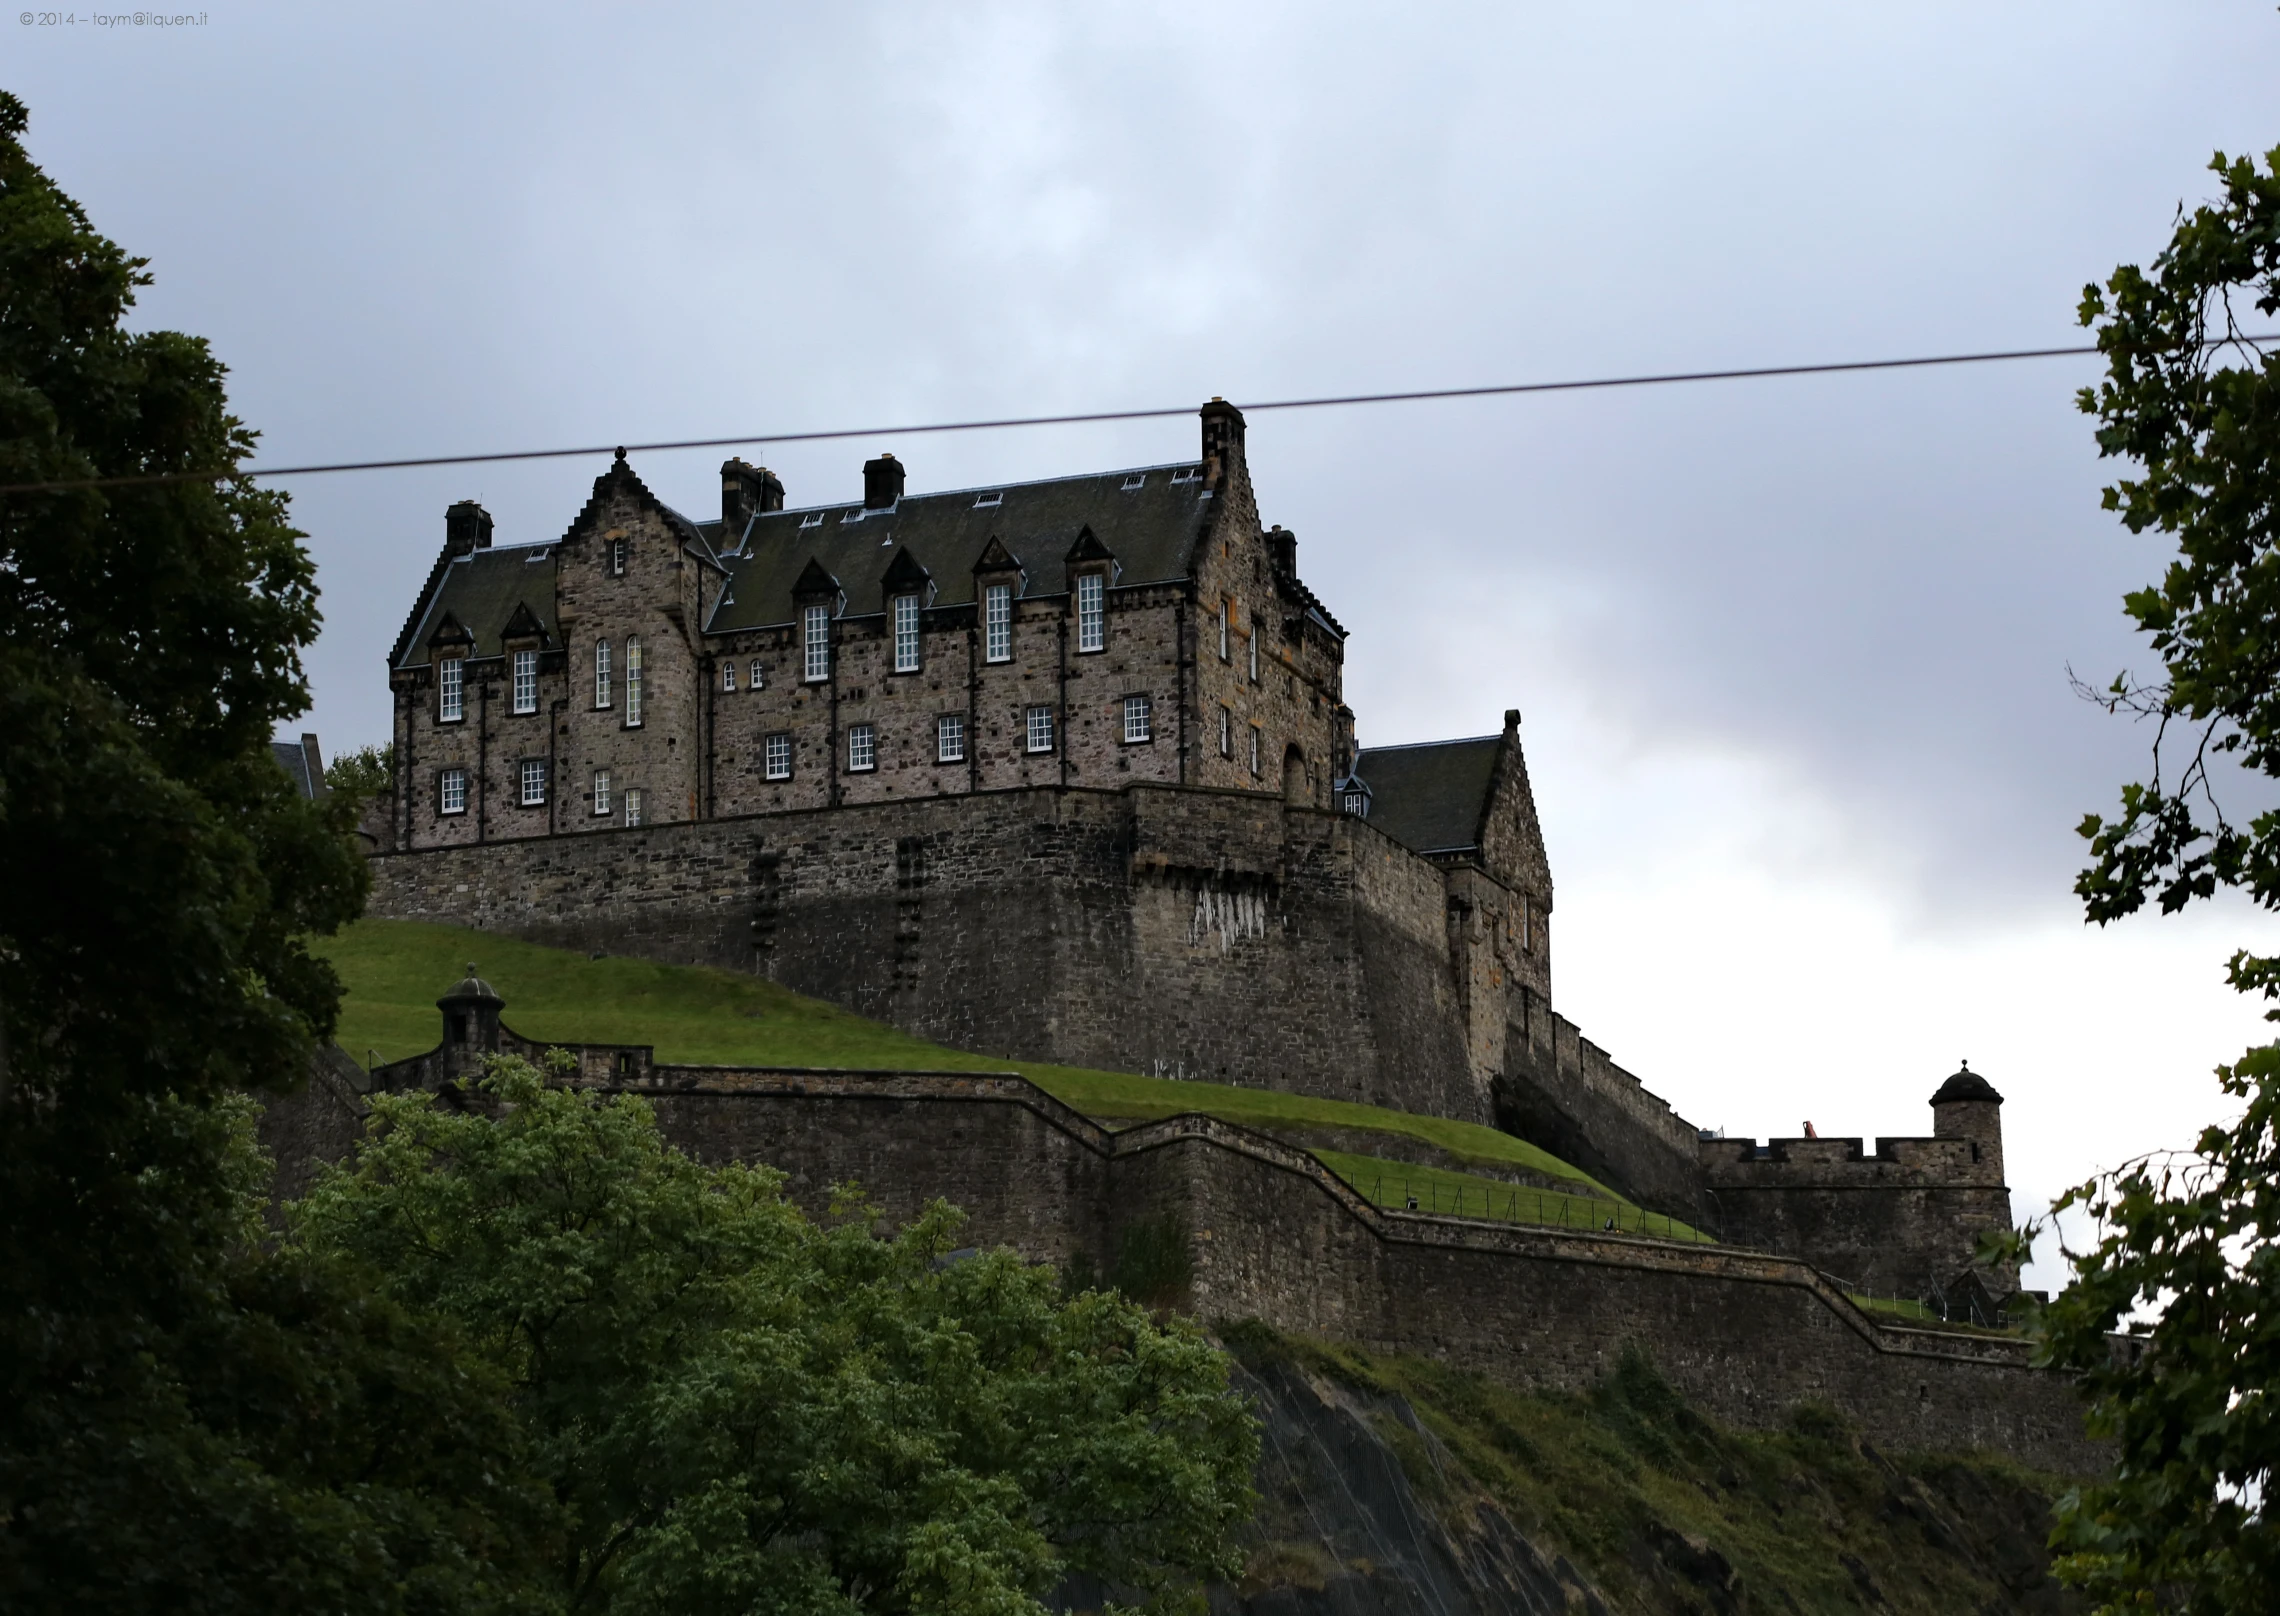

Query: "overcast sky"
<box><xmin>17</xmin><ymin>2</ymin><xmax>2280</xmax><ymax>1285</ymax></box>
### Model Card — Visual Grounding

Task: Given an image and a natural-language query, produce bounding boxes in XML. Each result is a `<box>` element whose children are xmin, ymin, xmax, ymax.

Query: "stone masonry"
<box><xmin>369</xmin><ymin>402</ymin><xmax>2027</xmax><ymax>1305</ymax></box>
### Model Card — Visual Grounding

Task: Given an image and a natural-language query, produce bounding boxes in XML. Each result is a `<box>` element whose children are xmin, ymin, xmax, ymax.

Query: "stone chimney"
<box><xmin>437</xmin><ymin>965</ymin><xmax>505</xmax><ymax>1083</ymax></box>
<box><xmin>721</xmin><ymin>459</ymin><xmax>786</xmax><ymax>534</ymax></box>
<box><xmin>1267</xmin><ymin>524</ymin><xmax>1297</xmax><ymax>577</ymax></box>
<box><xmin>862</xmin><ymin>452</ymin><xmax>905</xmax><ymax>511</ymax></box>
<box><xmin>1200</xmin><ymin>397</ymin><xmax>1246</xmax><ymax>490</ymax></box>
<box><xmin>1930</xmin><ymin>1062</ymin><xmax>2005</xmax><ymax>1185</ymax></box>
<box><xmin>444</xmin><ymin>499</ymin><xmax>493</xmax><ymax>557</ymax></box>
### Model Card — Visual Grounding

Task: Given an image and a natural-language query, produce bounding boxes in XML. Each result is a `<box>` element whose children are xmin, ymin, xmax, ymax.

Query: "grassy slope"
<box><xmin>318</xmin><ymin>919</ymin><xmax>1618</xmax><ymax>1197</ymax></box>
<box><xmin>1227</xmin><ymin>1323</ymin><xmax>2073</xmax><ymax>1614</ymax></box>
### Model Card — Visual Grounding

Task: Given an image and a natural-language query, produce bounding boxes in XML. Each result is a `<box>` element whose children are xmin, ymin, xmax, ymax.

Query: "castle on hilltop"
<box><xmin>367</xmin><ymin>401</ymin><xmax>2018</xmax><ymax>1304</ymax></box>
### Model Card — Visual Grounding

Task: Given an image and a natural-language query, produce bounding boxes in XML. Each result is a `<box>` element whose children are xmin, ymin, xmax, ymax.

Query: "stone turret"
<box><xmin>1930</xmin><ymin>1062</ymin><xmax>2005</xmax><ymax>1186</ymax></box>
<box><xmin>437</xmin><ymin>964</ymin><xmax>504</xmax><ymax>1081</ymax></box>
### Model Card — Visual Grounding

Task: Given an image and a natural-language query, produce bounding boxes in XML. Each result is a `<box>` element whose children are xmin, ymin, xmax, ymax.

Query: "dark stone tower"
<box><xmin>437</xmin><ymin>965</ymin><xmax>504</xmax><ymax>1082</ymax></box>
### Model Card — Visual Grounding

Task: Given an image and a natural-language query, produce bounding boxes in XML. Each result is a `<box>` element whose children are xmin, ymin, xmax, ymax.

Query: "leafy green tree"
<box><xmin>292</xmin><ymin>1053</ymin><xmax>1260</xmax><ymax>1616</ymax></box>
<box><xmin>0</xmin><ymin>89</ymin><xmax>548</xmax><ymax>1612</ymax></box>
<box><xmin>2041</xmin><ymin>144</ymin><xmax>2280</xmax><ymax>1611</ymax></box>
<box><xmin>326</xmin><ymin>742</ymin><xmax>395</xmax><ymax>813</ymax></box>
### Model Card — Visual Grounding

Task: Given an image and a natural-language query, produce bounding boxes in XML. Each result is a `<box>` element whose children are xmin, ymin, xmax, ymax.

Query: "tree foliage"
<box><xmin>2039</xmin><ymin>144</ymin><xmax>2280</xmax><ymax>1613</ymax></box>
<box><xmin>0</xmin><ymin>88</ymin><xmax>515</xmax><ymax>1612</ymax></box>
<box><xmin>291</xmin><ymin>1054</ymin><xmax>1260</xmax><ymax>1616</ymax></box>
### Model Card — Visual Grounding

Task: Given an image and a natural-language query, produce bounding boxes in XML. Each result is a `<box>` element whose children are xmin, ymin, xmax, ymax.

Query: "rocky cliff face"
<box><xmin>1089</xmin><ymin>1331</ymin><xmax>2083</xmax><ymax>1616</ymax></box>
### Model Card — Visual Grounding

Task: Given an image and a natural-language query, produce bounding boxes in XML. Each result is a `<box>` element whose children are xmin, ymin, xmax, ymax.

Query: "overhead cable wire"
<box><xmin>2</xmin><ymin>334</ymin><xmax>2271</xmax><ymax>497</ymax></box>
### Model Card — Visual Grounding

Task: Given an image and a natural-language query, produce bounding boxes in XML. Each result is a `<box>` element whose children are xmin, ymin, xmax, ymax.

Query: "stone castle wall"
<box><xmin>364</xmin><ymin>781</ymin><xmax>1510</xmax><ymax>1125</ymax></box>
<box><xmin>491</xmin><ymin>1065</ymin><xmax>2097</xmax><ymax>1475</ymax></box>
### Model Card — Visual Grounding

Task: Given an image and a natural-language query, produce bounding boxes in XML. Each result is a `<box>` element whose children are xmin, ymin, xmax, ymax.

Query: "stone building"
<box><xmin>370</xmin><ymin>401</ymin><xmax>2018</xmax><ymax>1303</ymax></box>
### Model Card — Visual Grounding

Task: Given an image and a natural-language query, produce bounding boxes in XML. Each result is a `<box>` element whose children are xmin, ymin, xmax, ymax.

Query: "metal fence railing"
<box><xmin>1358</xmin><ymin>1172</ymin><xmax>1719</xmax><ymax>1246</ymax></box>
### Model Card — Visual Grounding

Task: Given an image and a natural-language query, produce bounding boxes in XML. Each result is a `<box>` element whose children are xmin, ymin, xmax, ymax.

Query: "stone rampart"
<box><xmin>365</xmin><ymin>782</ymin><xmax>1495</xmax><ymax>1124</ymax></box>
<box><xmin>556</xmin><ymin>1064</ymin><xmax>2096</xmax><ymax>1475</ymax></box>
<box><xmin>1703</xmin><ymin>1135</ymin><xmax>2018</xmax><ymax>1300</ymax></box>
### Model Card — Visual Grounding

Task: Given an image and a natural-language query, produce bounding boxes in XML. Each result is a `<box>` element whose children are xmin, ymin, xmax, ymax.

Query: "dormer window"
<box><xmin>1075</xmin><ymin>573</ymin><xmax>1105</xmax><ymax>653</ymax></box>
<box><xmin>438</xmin><ymin>656</ymin><xmax>464</xmax><ymax>723</ymax></box>
<box><xmin>984</xmin><ymin>583</ymin><xmax>1012</xmax><ymax>663</ymax></box>
<box><xmin>594</xmin><ymin>640</ymin><xmax>612</xmax><ymax>708</ymax></box>
<box><xmin>803</xmin><ymin>604</ymin><xmax>830</xmax><ymax>682</ymax></box>
<box><xmin>1343</xmin><ymin>791</ymin><xmax>1366</xmax><ymax>815</ymax></box>
<box><xmin>512</xmin><ymin>649</ymin><xmax>538</xmax><ymax>714</ymax></box>
<box><xmin>893</xmin><ymin>593</ymin><xmax>921</xmax><ymax>673</ymax></box>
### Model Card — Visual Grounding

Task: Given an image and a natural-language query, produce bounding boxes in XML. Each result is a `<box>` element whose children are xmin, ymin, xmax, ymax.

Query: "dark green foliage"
<box><xmin>0</xmin><ymin>89</ymin><xmax>502</xmax><ymax>1612</ymax></box>
<box><xmin>294</xmin><ymin>1054</ymin><xmax>1260</xmax><ymax>1615</ymax></box>
<box><xmin>2052</xmin><ymin>142</ymin><xmax>2280</xmax><ymax>1613</ymax></box>
<box><xmin>325</xmin><ymin>743</ymin><xmax>395</xmax><ymax>812</ymax></box>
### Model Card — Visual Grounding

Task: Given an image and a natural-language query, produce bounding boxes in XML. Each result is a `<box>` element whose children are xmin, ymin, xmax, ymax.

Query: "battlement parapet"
<box><xmin>1701</xmin><ymin>1133</ymin><xmax>1995</xmax><ymax>1187</ymax></box>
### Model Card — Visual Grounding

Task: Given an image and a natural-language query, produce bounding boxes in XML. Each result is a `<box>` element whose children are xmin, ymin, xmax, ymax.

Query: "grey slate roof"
<box><xmin>702</xmin><ymin>462</ymin><xmax>1213</xmax><ymax>633</ymax></box>
<box><xmin>270</xmin><ymin>735</ymin><xmax>324</xmax><ymax>799</ymax></box>
<box><xmin>394</xmin><ymin>546</ymin><xmax>562</xmax><ymax>668</ymax></box>
<box><xmin>1351</xmin><ymin>736</ymin><xmax>1502</xmax><ymax>856</ymax></box>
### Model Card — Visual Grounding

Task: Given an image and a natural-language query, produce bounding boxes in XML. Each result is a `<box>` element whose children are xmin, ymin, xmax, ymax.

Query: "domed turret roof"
<box><xmin>437</xmin><ymin>964</ymin><xmax>504</xmax><ymax>1007</ymax></box>
<box><xmin>1930</xmin><ymin>1062</ymin><xmax>2002</xmax><ymax>1106</ymax></box>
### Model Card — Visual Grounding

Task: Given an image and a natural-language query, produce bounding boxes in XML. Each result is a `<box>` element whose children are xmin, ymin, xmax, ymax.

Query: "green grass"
<box><xmin>1317</xmin><ymin>1150</ymin><xmax>1706</xmax><ymax>1240</ymax></box>
<box><xmin>317</xmin><ymin>919</ymin><xmax>1613</xmax><ymax>1195</ymax></box>
<box><xmin>1220</xmin><ymin>1322</ymin><xmax>2076</xmax><ymax>1615</ymax></box>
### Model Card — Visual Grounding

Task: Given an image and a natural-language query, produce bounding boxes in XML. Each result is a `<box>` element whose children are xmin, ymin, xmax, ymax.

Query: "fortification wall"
<box><xmin>1496</xmin><ymin>990</ymin><xmax>1708</xmax><ymax>1222</ymax></box>
<box><xmin>1703</xmin><ymin>1136</ymin><xmax>2018</xmax><ymax>1298</ymax></box>
<box><xmin>608</xmin><ymin>1069</ymin><xmax>2096</xmax><ymax>1475</ymax></box>
<box><xmin>364</xmin><ymin>783</ymin><xmax>1492</xmax><ymax>1125</ymax></box>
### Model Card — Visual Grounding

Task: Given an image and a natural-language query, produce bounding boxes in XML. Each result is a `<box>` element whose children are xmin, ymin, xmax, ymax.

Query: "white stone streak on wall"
<box><xmin>1189</xmin><ymin>882</ymin><xmax>1269</xmax><ymax>953</ymax></box>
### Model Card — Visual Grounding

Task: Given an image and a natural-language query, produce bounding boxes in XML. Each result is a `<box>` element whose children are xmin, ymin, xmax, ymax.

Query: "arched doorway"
<box><xmin>1283</xmin><ymin>745</ymin><xmax>1312</xmax><ymax>807</ymax></box>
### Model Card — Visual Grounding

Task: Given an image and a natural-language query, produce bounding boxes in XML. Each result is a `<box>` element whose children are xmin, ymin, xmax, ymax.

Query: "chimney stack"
<box><xmin>444</xmin><ymin>500</ymin><xmax>493</xmax><ymax>557</ymax></box>
<box><xmin>862</xmin><ymin>452</ymin><xmax>905</xmax><ymax>511</ymax></box>
<box><xmin>1267</xmin><ymin>524</ymin><xmax>1297</xmax><ymax>577</ymax></box>
<box><xmin>1199</xmin><ymin>397</ymin><xmax>1246</xmax><ymax>489</ymax></box>
<box><xmin>721</xmin><ymin>458</ymin><xmax>786</xmax><ymax>537</ymax></box>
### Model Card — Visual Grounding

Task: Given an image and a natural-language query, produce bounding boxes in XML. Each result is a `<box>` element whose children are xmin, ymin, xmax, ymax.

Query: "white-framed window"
<box><xmin>1076</xmin><ymin>572</ymin><xmax>1104</xmax><ymax>653</ymax></box>
<box><xmin>1219</xmin><ymin>706</ymin><xmax>1233</xmax><ymax>758</ymax></box>
<box><xmin>624</xmin><ymin>788</ymin><xmax>643</xmax><ymax>827</ymax></box>
<box><xmin>749</xmin><ymin>658</ymin><xmax>764</xmax><ymax>691</ymax></box>
<box><xmin>593</xmin><ymin>770</ymin><xmax>612</xmax><ymax>817</ymax></box>
<box><xmin>438</xmin><ymin>656</ymin><xmax>464</xmax><ymax>723</ymax></box>
<box><xmin>519</xmin><ymin>758</ymin><xmax>547</xmax><ymax>807</ymax></box>
<box><xmin>1249</xmin><ymin>724</ymin><xmax>1261</xmax><ymax>777</ymax></box>
<box><xmin>512</xmin><ymin>648</ymin><xmax>538</xmax><ymax>714</ymax></box>
<box><xmin>438</xmin><ymin>767</ymin><xmax>467</xmax><ymax>815</ymax></box>
<box><xmin>764</xmin><ymin>733</ymin><xmax>792</xmax><ymax>780</ymax></box>
<box><xmin>1218</xmin><ymin>599</ymin><xmax>1230</xmax><ymax>661</ymax></box>
<box><xmin>983</xmin><ymin>582</ymin><xmax>1012</xmax><ymax>663</ymax></box>
<box><xmin>625</xmin><ymin>639</ymin><xmax>643</xmax><ymax>726</ymax></box>
<box><xmin>608</xmin><ymin>538</ymin><xmax>627</xmax><ymax>577</ymax></box>
<box><xmin>937</xmin><ymin>714</ymin><xmax>965</xmax><ymax>763</ymax></box>
<box><xmin>893</xmin><ymin>593</ymin><xmax>921</xmax><ymax>673</ymax></box>
<box><xmin>1343</xmin><ymin>791</ymin><xmax>1366</xmax><ymax>816</ymax></box>
<box><xmin>803</xmin><ymin>603</ymin><xmax>830</xmax><ymax>682</ymax></box>
<box><xmin>1123</xmin><ymin>693</ymin><xmax>1152</xmax><ymax>743</ymax></box>
<box><xmin>847</xmin><ymin>723</ymin><xmax>876</xmax><ymax>772</ymax></box>
<box><xmin>1247</xmin><ymin>631</ymin><xmax>1258</xmax><ymax>684</ymax></box>
<box><xmin>594</xmin><ymin>639</ymin><xmax>612</xmax><ymax>708</ymax></box>
<box><xmin>1025</xmin><ymin>704</ymin><xmax>1055</xmax><ymax>754</ymax></box>
<box><xmin>721</xmin><ymin>661</ymin><xmax>737</xmax><ymax>693</ymax></box>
